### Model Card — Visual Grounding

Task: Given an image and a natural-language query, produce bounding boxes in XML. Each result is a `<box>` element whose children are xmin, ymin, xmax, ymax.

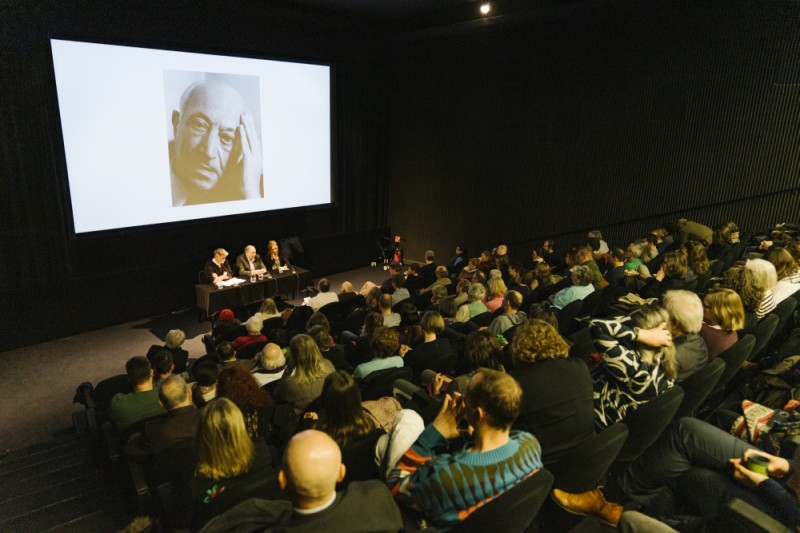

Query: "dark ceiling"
<box><xmin>279</xmin><ymin>0</ymin><xmax>594</xmax><ymax>34</ymax></box>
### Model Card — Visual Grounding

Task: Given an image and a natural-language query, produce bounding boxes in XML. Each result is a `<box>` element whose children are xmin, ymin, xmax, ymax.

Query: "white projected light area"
<box><xmin>51</xmin><ymin>39</ymin><xmax>331</xmax><ymax>233</ymax></box>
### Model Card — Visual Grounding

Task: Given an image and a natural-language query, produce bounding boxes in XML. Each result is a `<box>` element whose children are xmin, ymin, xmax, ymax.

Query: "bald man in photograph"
<box><xmin>199</xmin><ymin>430</ymin><xmax>403</xmax><ymax>532</ymax></box>
<box><xmin>169</xmin><ymin>79</ymin><xmax>263</xmax><ymax>206</ymax></box>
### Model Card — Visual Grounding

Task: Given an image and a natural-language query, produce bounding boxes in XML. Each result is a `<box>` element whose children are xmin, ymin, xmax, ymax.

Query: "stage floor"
<box><xmin>0</xmin><ymin>264</ymin><xmax>393</xmax><ymax>451</ymax></box>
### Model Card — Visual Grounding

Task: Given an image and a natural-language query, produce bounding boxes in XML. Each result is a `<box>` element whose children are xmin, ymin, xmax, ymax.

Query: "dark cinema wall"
<box><xmin>385</xmin><ymin>0</ymin><xmax>800</xmax><ymax>263</ymax></box>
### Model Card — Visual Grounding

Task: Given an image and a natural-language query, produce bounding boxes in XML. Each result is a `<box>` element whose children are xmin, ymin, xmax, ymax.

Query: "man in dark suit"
<box><xmin>125</xmin><ymin>375</ymin><xmax>201</xmax><ymax>462</ymax></box>
<box><xmin>418</xmin><ymin>250</ymin><xmax>438</xmax><ymax>287</ymax></box>
<box><xmin>203</xmin><ymin>248</ymin><xmax>234</xmax><ymax>284</ymax></box>
<box><xmin>235</xmin><ymin>244</ymin><xmax>267</xmax><ymax>278</ymax></box>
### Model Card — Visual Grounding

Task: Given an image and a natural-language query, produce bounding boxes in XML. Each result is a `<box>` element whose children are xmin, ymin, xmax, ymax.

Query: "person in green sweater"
<box><xmin>387</xmin><ymin>368</ymin><xmax>542</xmax><ymax>529</ymax></box>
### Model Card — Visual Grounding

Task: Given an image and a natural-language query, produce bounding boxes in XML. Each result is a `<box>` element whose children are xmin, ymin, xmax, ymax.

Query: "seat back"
<box><xmin>577</xmin><ymin>287</ymin><xmax>605</xmax><ymax>318</ymax></box>
<box><xmin>471</xmin><ymin>311</ymin><xmax>492</xmax><ymax>327</ymax></box>
<box><xmin>714</xmin><ymin>334</ymin><xmax>756</xmax><ymax>394</ymax></box>
<box><xmin>673</xmin><ymin>358</ymin><xmax>725</xmax><ymax>419</ymax></box>
<box><xmin>769</xmin><ymin>297</ymin><xmax>797</xmax><ymax>346</ymax></box>
<box><xmin>339</xmin><ymin>428</ymin><xmax>385</xmax><ymax>487</ymax></box>
<box><xmin>747</xmin><ymin>314</ymin><xmax>779</xmax><ymax>362</ymax></box>
<box><xmin>93</xmin><ymin>374</ymin><xmax>132</xmax><ymax>417</ymax></box>
<box><xmin>613</xmin><ymin>385</ymin><xmax>684</xmax><ymax>466</ymax></box>
<box><xmin>218</xmin><ymin>324</ymin><xmax>247</xmax><ymax>343</ymax></box>
<box><xmin>260</xmin><ymin>316</ymin><xmax>285</xmax><ymax>336</ymax></box>
<box><xmin>557</xmin><ymin>300</ymin><xmax>583</xmax><ymax>336</ymax></box>
<box><xmin>360</xmin><ymin>366</ymin><xmax>413</xmax><ymax>401</ymax></box>
<box><xmin>549</xmin><ymin>423</ymin><xmax>628</xmax><ymax>494</ymax></box>
<box><xmin>318</xmin><ymin>301</ymin><xmax>343</xmax><ymax>322</ymax></box>
<box><xmin>449</xmin><ymin>469</ymin><xmax>554</xmax><ymax>533</ymax></box>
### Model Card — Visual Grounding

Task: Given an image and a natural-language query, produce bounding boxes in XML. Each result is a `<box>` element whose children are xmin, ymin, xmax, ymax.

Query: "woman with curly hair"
<box><xmin>274</xmin><ymin>334</ymin><xmax>335</xmax><ymax>414</ymax></box>
<box><xmin>191</xmin><ymin>397</ymin><xmax>274</xmax><ymax>529</ymax></box>
<box><xmin>699</xmin><ymin>288</ymin><xmax>745</xmax><ymax>359</ymax></box>
<box><xmin>591</xmin><ymin>304</ymin><xmax>677</xmax><ymax>428</ymax></box>
<box><xmin>217</xmin><ymin>365</ymin><xmax>295</xmax><ymax>453</ymax></box>
<box><xmin>509</xmin><ymin>319</ymin><xmax>594</xmax><ymax>465</ymax></box>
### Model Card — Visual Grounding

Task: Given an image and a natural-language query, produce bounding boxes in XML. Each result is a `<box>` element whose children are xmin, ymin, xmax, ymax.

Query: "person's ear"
<box><xmin>278</xmin><ymin>470</ymin><xmax>287</xmax><ymax>490</ymax></box>
<box><xmin>172</xmin><ymin>110</ymin><xmax>180</xmax><ymax>134</ymax></box>
<box><xmin>476</xmin><ymin>406</ymin><xmax>486</xmax><ymax>421</ymax></box>
<box><xmin>337</xmin><ymin>464</ymin><xmax>346</xmax><ymax>483</ymax></box>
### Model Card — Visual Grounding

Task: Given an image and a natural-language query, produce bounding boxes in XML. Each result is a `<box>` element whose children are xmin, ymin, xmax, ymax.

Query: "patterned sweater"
<box><xmin>387</xmin><ymin>425</ymin><xmax>542</xmax><ymax>528</ymax></box>
<box><xmin>591</xmin><ymin>317</ymin><xmax>674</xmax><ymax>428</ymax></box>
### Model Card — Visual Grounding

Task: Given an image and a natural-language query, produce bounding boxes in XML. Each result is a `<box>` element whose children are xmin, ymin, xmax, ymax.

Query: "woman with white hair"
<box><xmin>662</xmin><ymin>290</ymin><xmax>708</xmax><ymax>381</ymax></box>
<box><xmin>745</xmin><ymin>258</ymin><xmax>778</xmax><ymax>319</ymax></box>
<box><xmin>551</xmin><ymin>265</ymin><xmax>595</xmax><ymax>310</ymax></box>
<box><xmin>147</xmin><ymin>329</ymin><xmax>189</xmax><ymax>374</ymax></box>
<box><xmin>464</xmin><ymin>282</ymin><xmax>488</xmax><ymax>318</ymax></box>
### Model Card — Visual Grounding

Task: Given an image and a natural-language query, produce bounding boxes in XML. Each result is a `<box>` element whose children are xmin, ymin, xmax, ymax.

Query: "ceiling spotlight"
<box><xmin>480</xmin><ymin>2</ymin><xmax>491</xmax><ymax>15</ymax></box>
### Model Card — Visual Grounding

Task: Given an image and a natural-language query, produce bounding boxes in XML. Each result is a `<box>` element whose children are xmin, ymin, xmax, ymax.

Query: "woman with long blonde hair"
<box><xmin>192</xmin><ymin>398</ymin><xmax>273</xmax><ymax>529</ymax></box>
<box><xmin>274</xmin><ymin>334</ymin><xmax>334</xmax><ymax>413</ymax></box>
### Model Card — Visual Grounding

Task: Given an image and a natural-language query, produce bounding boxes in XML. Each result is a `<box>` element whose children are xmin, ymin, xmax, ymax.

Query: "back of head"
<box><xmin>217</xmin><ymin>365</ymin><xmax>270</xmax><ymax>411</ymax></box>
<box><xmin>290</xmin><ymin>334</ymin><xmax>326</xmax><ymax>384</ymax></box>
<box><xmin>468</xmin><ymin>282</ymin><xmax>486</xmax><ymax>302</ymax></box>
<box><xmin>662</xmin><ymin>290</ymin><xmax>703</xmax><ymax>334</ymax></box>
<box><xmin>435</xmin><ymin>265</ymin><xmax>448</xmax><ymax>279</ymax></box>
<box><xmin>197</xmin><ymin>397</ymin><xmax>254</xmax><ymax>479</ymax></box>
<box><xmin>466</xmin><ymin>369</ymin><xmax>522</xmax><ymax>430</ymax></box>
<box><xmin>420</xmin><ymin>311</ymin><xmax>445</xmax><ymax>335</ymax></box>
<box><xmin>340</xmin><ymin>281</ymin><xmax>353</xmax><ymax>293</ymax></box>
<box><xmin>399</xmin><ymin>302</ymin><xmax>420</xmax><ymax>328</ymax></box>
<box><xmin>194</xmin><ymin>361</ymin><xmax>219</xmax><ymax>387</ymax></box>
<box><xmin>379</xmin><ymin>293</ymin><xmax>393</xmax><ymax>311</ymax></box>
<box><xmin>257</xmin><ymin>343</ymin><xmax>286</xmax><ymax>370</ymax></box>
<box><xmin>488</xmin><ymin>277</ymin><xmax>508</xmax><ymax>297</ymax></box>
<box><xmin>511</xmin><ymin>319</ymin><xmax>569</xmax><ymax>364</ymax></box>
<box><xmin>165</xmin><ymin>329</ymin><xmax>186</xmax><ymax>349</ymax></box>
<box><xmin>764</xmin><ymin>247</ymin><xmax>798</xmax><ymax>280</ymax></box>
<box><xmin>158</xmin><ymin>375</ymin><xmax>189</xmax><ymax>410</ymax></box>
<box><xmin>746</xmin><ymin>258</ymin><xmax>778</xmax><ymax>290</ymax></box>
<box><xmin>259</xmin><ymin>298</ymin><xmax>278</xmax><ymax>316</ymax></box>
<box><xmin>281</xmin><ymin>430</ymin><xmax>342</xmax><ymax>507</ymax></box>
<box><xmin>308</xmin><ymin>324</ymin><xmax>332</xmax><ymax>350</ymax></box>
<box><xmin>439</xmin><ymin>298</ymin><xmax>457</xmax><ymax>319</ymax></box>
<box><xmin>393</xmin><ymin>274</ymin><xmax>406</xmax><ymax>289</ymax></box>
<box><xmin>570</xmin><ymin>264</ymin><xmax>593</xmax><ymax>286</ymax></box>
<box><xmin>318</xmin><ymin>278</ymin><xmax>331</xmax><ymax>293</ymax></box>
<box><xmin>152</xmin><ymin>349</ymin><xmax>174</xmax><ymax>376</ymax></box>
<box><xmin>217</xmin><ymin>341</ymin><xmax>236</xmax><ymax>361</ymax></box>
<box><xmin>126</xmin><ymin>356</ymin><xmax>152</xmax><ymax>386</ymax></box>
<box><xmin>705</xmin><ymin>288</ymin><xmax>745</xmax><ymax>331</ymax></box>
<box><xmin>465</xmin><ymin>330</ymin><xmax>504</xmax><ymax>371</ymax></box>
<box><xmin>504</xmin><ymin>290</ymin><xmax>523</xmax><ymax>311</ymax></box>
<box><xmin>306</xmin><ymin>312</ymin><xmax>331</xmax><ymax>332</ymax></box>
<box><xmin>245</xmin><ymin>316</ymin><xmax>264</xmax><ymax>334</ymax></box>
<box><xmin>319</xmin><ymin>371</ymin><xmax>373</xmax><ymax>447</ymax></box>
<box><xmin>425</xmin><ymin>250</ymin><xmax>435</xmax><ymax>262</ymax></box>
<box><xmin>370</xmin><ymin>327</ymin><xmax>400</xmax><ymax>358</ymax></box>
<box><xmin>662</xmin><ymin>251</ymin><xmax>689</xmax><ymax>279</ymax></box>
<box><xmin>431</xmin><ymin>284</ymin><xmax>448</xmax><ymax>300</ymax></box>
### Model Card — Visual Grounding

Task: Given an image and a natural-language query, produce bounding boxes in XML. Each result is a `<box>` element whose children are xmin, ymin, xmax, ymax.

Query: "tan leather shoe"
<box><xmin>551</xmin><ymin>487</ymin><xmax>623</xmax><ymax>527</ymax></box>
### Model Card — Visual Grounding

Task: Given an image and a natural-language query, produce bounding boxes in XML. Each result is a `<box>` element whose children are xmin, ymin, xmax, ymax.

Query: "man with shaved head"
<box><xmin>169</xmin><ymin>79</ymin><xmax>263</xmax><ymax>206</ymax></box>
<box><xmin>200</xmin><ymin>430</ymin><xmax>402</xmax><ymax>532</ymax></box>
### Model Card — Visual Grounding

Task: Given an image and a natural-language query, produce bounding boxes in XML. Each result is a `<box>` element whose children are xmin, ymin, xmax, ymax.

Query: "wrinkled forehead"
<box><xmin>182</xmin><ymin>83</ymin><xmax>246</xmax><ymax>127</ymax></box>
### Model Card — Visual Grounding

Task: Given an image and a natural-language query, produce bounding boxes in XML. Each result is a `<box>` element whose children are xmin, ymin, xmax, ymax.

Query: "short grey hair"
<box><xmin>165</xmin><ymin>329</ymin><xmax>186</xmax><ymax>349</ymax></box>
<box><xmin>245</xmin><ymin>316</ymin><xmax>264</xmax><ymax>334</ymax></box>
<box><xmin>570</xmin><ymin>265</ymin><xmax>593</xmax><ymax>286</ymax></box>
<box><xmin>158</xmin><ymin>375</ymin><xmax>188</xmax><ymax>410</ymax></box>
<box><xmin>468</xmin><ymin>282</ymin><xmax>486</xmax><ymax>301</ymax></box>
<box><xmin>662</xmin><ymin>290</ymin><xmax>703</xmax><ymax>334</ymax></box>
<box><xmin>425</xmin><ymin>250</ymin><xmax>435</xmax><ymax>261</ymax></box>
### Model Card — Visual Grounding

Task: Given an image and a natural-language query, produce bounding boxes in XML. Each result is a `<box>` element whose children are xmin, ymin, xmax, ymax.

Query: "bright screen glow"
<box><xmin>50</xmin><ymin>39</ymin><xmax>331</xmax><ymax>234</ymax></box>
